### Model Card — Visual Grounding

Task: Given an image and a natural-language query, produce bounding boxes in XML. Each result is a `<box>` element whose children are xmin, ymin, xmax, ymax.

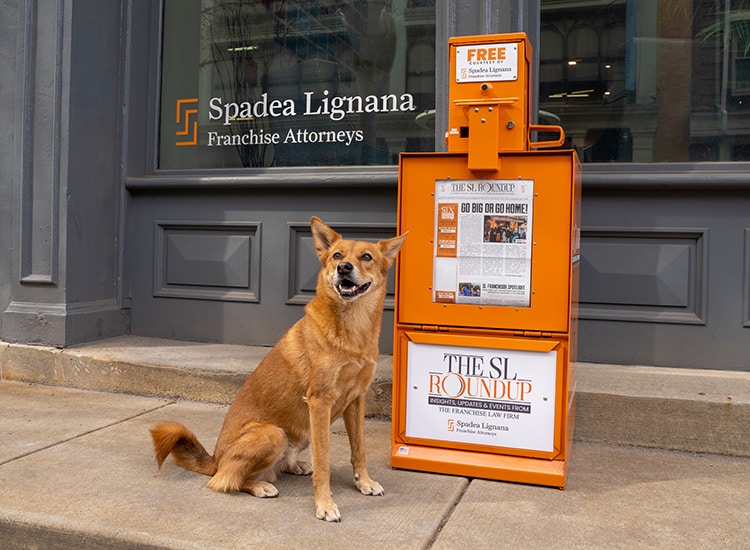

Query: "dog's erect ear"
<box><xmin>378</xmin><ymin>231</ymin><xmax>408</xmax><ymax>267</ymax></box>
<box><xmin>310</xmin><ymin>217</ymin><xmax>342</xmax><ymax>262</ymax></box>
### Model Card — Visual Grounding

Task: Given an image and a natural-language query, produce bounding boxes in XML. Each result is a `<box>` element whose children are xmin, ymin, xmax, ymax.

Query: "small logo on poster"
<box><xmin>447</xmin><ymin>419</ymin><xmax>455</xmax><ymax>432</ymax></box>
<box><xmin>175</xmin><ymin>98</ymin><xmax>199</xmax><ymax>146</ymax></box>
<box><xmin>439</xmin><ymin>205</ymin><xmax>456</xmax><ymax>220</ymax></box>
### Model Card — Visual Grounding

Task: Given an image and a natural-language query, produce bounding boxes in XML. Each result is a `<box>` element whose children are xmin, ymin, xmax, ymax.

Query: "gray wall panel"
<box><xmin>18</xmin><ymin>0</ymin><xmax>62</xmax><ymax>285</ymax></box>
<box><xmin>580</xmin><ymin>228</ymin><xmax>706</xmax><ymax>324</ymax></box>
<box><xmin>154</xmin><ymin>222</ymin><xmax>261</xmax><ymax>302</ymax></box>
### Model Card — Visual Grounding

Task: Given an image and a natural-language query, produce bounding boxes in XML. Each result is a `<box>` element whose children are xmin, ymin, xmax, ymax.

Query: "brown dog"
<box><xmin>150</xmin><ymin>217</ymin><xmax>407</xmax><ymax>522</ymax></box>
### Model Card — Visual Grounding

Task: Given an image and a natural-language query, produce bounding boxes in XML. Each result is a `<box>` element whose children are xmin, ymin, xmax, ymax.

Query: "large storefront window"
<box><xmin>540</xmin><ymin>0</ymin><xmax>750</xmax><ymax>162</ymax></box>
<box><xmin>160</xmin><ymin>0</ymin><xmax>436</xmax><ymax>169</ymax></box>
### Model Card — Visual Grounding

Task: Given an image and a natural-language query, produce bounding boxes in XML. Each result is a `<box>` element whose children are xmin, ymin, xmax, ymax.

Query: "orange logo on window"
<box><xmin>175</xmin><ymin>98</ymin><xmax>198</xmax><ymax>146</ymax></box>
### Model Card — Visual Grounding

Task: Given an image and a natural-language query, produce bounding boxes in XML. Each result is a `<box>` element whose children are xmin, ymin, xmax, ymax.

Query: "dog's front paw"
<box><xmin>315</xmin><ymin>498</ymin><xmax>342</xmax><ymax>522</ymax></box>
<box><xmin>355</xmin><ymin>476</ymin><xmax>384</xmax><ymax>496</ymax></box>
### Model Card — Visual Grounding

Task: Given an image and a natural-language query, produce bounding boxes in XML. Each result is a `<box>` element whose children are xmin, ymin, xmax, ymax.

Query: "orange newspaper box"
<box><xmin>391</xmin><ymin>33</ymin><xmax>581</xmax><ymax>488</ymax></box>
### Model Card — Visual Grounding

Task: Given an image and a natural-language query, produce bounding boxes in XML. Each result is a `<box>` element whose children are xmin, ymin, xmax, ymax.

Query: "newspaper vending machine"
<box><xmin>391</xmin><ymin>33</ymin><xmax>581</xmax><ymax>488</ymax></box>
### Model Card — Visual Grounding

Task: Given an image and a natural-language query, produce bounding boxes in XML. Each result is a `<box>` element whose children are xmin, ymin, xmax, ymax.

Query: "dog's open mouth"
<box><xmin>337</xmin><ymin>278</ymin><xmax>371</xmax><ymax>299</ymax></box>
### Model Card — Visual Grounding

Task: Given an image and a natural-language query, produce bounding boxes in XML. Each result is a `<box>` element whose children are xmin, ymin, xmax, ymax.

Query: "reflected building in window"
<box><xmin>539</xmin><ymin>0</ymin><xmax>750</xmax><ymax>162</ymax></box>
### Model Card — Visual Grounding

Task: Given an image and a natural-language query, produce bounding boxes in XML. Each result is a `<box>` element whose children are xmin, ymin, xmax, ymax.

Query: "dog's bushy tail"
<box><xmin>150</xmin><ymin>421</ymin><xmax>217</xmax><ymax>477</ymax></box>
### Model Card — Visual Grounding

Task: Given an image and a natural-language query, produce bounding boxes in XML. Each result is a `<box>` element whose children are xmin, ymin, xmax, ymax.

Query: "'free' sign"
<box><xmin>455</xmin><ymin>43</ymin><xmax>518</xmax><ymax>83</ymax></box>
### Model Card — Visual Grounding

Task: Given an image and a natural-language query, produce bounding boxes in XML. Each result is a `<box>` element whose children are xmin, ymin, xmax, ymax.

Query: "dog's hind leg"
<box><xmin>207</xmin><ymin>422</ymin><xmax>287</xmax><ymax>498</ymax></box>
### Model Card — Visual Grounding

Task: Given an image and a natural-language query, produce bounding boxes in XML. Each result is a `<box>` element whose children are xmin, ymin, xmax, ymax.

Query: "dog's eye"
<box><xmin>333</xmin><ymin>252</ymin><xmax>343</xmax><ymax>260</ymax></box>
<box><xmin>361</xmin><ymin>253</ymin><xmax>372</xmax><ymax>261</ymax></box>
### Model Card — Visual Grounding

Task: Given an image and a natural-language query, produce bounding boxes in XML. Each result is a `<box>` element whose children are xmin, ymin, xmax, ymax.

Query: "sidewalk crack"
<box><xmin>423</xmin><ymin>478</ymin><xmax>471</xmax><ymax>549</ymax></box>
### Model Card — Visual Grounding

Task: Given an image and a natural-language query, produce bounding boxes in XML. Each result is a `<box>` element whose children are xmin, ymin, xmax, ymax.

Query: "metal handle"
<box><xmin>529</xmin><ymin>124</ymin><xmax>565</xmax><ymax>148</ymax></box>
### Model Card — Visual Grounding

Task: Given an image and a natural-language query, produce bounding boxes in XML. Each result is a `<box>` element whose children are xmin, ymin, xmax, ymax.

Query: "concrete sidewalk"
<box><xmin>1</xmin><ymin>381</ymin><xmax>749</xmax><ymax>549</ymax></box>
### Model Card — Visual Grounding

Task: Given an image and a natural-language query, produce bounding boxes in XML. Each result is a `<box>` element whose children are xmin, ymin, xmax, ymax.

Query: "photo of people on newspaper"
<box><xmin>483</xmin><ymin>216</ymin><xmax>527</xmax><ymax>244</ymax></box>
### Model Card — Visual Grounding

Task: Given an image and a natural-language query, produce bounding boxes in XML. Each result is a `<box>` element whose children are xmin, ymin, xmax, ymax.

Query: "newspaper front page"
<box><xmin>433</xmin><ymin>179</ymin><xmax>534</xmax><ymax>307</ymax></box>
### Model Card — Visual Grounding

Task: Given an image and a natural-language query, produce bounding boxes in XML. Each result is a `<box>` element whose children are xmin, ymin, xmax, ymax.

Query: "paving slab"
<box><xmin>433</xmin><ymin>443</ymin><xmax>750</xmax><ymax>550</ymax></box>
<box><xmin>0</xmin><ymin>382</ymin><xmax>169</xmax><ymax>465</ymax></box>
<box><xmin>0</xmin><ymin>382</ymin><xmax>466</xmax><ymax>549</ymax></box>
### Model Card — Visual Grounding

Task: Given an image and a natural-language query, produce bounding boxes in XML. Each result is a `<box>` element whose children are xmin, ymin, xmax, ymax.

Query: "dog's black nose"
<box><xmin>337</xmin><ymin>262</ymin><xmax>353</xmax><ymax>275</ymax></box>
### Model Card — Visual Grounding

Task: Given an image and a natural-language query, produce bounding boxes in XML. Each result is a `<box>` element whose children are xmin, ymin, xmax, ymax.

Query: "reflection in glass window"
<box><xmin>540</xmin><ymin>0</ymin><xmax>750</xmax><ymax>162</ymax></box>
<box><xmin>160</xmin><ymin>0</ymin><xmax>435</xmax><ymax>169</ymax></box>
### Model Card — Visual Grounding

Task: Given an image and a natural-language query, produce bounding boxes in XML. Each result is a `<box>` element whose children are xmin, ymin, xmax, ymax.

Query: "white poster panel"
<box><xmin>455</xmin><ymin>43</ymin><xmax>519</xmax><ymax>83</ymax></box>
<box><xmin>405</xmin><ymin>341</ymin><xmax>558</xmax><ymax>452</ymax></box>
